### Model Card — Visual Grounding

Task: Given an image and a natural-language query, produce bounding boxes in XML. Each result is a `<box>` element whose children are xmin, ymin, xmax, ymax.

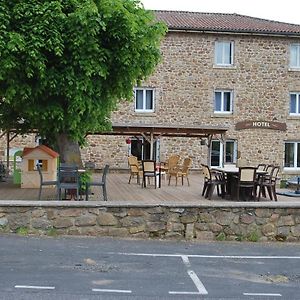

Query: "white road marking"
<box><xmin>181</xmin><ymin>255</ymin><xmax>191</xmax><ymax>267</ymax></box>
<box><xmin>174</xmin><ymin>255</ymin><xmax>208</xmax><ymax>295</ymax></box>
<box><xmin>243</xmin><ymin>292</ymin><xmax>282</xmax><ymax>297</ymax></box>
<box><xmin>111</xmin><ymin>252</ymin><xmax>300</xmax><ymax>260</ymax></box>
<box><xmin>169</xmin><ymin>291</ymin><xmax>201</xmax><ymax>295</ymax></box>
<box><xmin>92</xmin><ymin>288</ymin><xmax>132</xmax><ymax>293</ymax></box>
<box><xmin>187</xmin><ymin>270</ymin><xmax>208</xmax><ymax>294</ymax></box>
<box><xmin>15</xmin><ymin>285</ymin><xmax>55</xmax><ymax>290</ymax></box>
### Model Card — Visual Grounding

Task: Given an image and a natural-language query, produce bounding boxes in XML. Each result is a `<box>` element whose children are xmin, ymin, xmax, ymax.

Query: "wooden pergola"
<box><xmin>99</xmin><ymin>123</ymin><xmax>228</xmax><ymax>161</ymax></box>
<box><xmin>1</xmin><ymin>123</ymin><xmax>228</xmax><ymax>170</ymax></box>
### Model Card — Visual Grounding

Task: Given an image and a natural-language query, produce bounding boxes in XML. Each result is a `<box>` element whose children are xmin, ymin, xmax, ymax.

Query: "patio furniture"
<box><xmin>168</xmin><ymin>157</ymin><xmax>192</xmax><ymax>186</ymax></box>
<box><xmin>37</xmin><ymin>164</ymin><xmax>58</xmax><ymax>200</ymax></box>
<box><xmin>0</xmin><ymin>161</ymin><xmax>6</xmax><ymax>182</ymax></box>
<box><xmin>142</xmin><ymin>160</ymin><xmax>160</xmax><ymax>188</ymax></box>
<box><xmin>128</xmin><ymin>156</ymin><xmax>142</xmax><ymax>184</ymax></box>
<box><xmin>57</xmin><ymin>164</ymin><xmax>80</xmax><ymax>200</ymax></box>
<box><xmin>257</xmin><ymin>163</ymin><xmax>267</xmax><ymax>171</ymax></box>
<box><xmin>258</xmin><ymin>165</ymin><xmax>280</xmax><ymax>201</ymax></box>
<box><xmin>165</xmin><ymin>154</ymin><xmax>180</xmax><ymax>177</ymax></box>
<box><xmin>201</xmin><ymin>164</ymin><xmax>226</xmax><ymax>199</ymax></box>
<box><xmin>86</xmin><ymin>164</ymin><xmax>109</xmax><ymax>201</ymax></box>
<box><xmin>236</xmin><ymin>167</ymin><xmax>257</xmax><ymax>201</ymax></box>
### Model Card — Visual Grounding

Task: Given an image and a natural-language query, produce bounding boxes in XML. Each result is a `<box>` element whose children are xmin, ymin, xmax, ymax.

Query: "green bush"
<box><xmin>16</xmin><ymin>227</ymin><xmax>29</xmax><ymax>235</ymax></box>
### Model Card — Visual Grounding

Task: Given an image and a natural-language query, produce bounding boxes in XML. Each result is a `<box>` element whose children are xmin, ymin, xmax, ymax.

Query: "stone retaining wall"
<box><xmin>0</xmin><ymin>202</ymin><xmax>300</xmax><ymax>242</ymax></box>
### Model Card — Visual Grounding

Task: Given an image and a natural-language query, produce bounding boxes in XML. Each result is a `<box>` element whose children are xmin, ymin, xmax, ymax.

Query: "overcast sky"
<box><xmin>141</xmin><ymin>0</ymin><xmax>300</xmax><ymax>25</ymax></box>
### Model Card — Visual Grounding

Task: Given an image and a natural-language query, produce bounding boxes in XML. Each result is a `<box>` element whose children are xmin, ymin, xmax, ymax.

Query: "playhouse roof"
<box><xmin>22</xmin><ymin>145</ymin><xmax>59</xmax><ymax>158</ymax></box>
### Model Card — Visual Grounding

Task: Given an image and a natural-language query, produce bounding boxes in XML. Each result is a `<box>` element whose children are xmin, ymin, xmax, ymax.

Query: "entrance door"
<box><xmin>129</xmin><ymin>137</ymin><xmax>159</xmax><ymax>161</ymax></box>
<box><xmin>210</xmin><ymin>140</ymin><xmax>237</xmax><ymax>167</ymax></box>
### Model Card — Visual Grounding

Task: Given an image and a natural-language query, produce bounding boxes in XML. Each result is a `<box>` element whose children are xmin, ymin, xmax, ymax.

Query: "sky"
<box><xmin>141</xmin><ymin>0</ymin><xmax>300</xmax><ymax>25</ymax></box>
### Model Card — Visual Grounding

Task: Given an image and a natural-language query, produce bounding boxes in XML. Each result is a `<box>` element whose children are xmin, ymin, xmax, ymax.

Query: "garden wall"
<box><xmin>0</xmin><ymin>201</ymin><xmax>299</xmax><ymax>242</ymax></box>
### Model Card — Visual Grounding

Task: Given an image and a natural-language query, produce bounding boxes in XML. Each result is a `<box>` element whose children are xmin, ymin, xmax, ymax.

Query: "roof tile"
<box><xmin>154</xmin><ymin>11</ymin><xmax>300</xmax><ymax>36</ymax></box>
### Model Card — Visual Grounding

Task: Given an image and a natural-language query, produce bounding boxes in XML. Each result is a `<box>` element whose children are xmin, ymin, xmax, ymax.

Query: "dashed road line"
<box><xmin>92</xmin><ymin>288</ymin><xmax>132</xmax><ymax>294</ymax></box>
<box><xmin>15</xmin><ymin>285</ymin><xmax>55</xmax><ymax>290</ymax></box>
<box><xmin>243</xmin><ymin>292</ymin><xmax>282</xmax><ymax>297</ymax></box>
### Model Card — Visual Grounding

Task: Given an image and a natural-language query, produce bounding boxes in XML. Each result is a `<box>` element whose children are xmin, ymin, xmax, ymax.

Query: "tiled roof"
<box><xmin>23</xmin><ymin>145</ymin><xmax>59</xmax><ymax>158</ymax></box>
<box><xmin>154</xmin><ymin>11</ymin><xmax>300</xmax><ymax>36</ymax></box>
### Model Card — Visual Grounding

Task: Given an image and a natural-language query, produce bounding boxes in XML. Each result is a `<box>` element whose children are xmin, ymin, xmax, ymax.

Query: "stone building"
<box><xmin>2</xmin><ymin>11</ymin><xmax>300</xmax><ymax>177</ymax></box>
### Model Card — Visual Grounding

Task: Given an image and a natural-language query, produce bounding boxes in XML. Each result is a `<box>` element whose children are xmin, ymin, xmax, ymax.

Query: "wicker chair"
<box><xmin>128</xmin><ymin>156</ymin><xmax>142</xmax><ymax>184</ymax></box>
<box><xmin>168</xmin><ymin>157</ymin><xmax>192</xmax><ymax>186</ymax></box>
<box><xmin>165</xmin><ymin>154</ymin><xmax>180</xmax><ymax>177</ymax></box>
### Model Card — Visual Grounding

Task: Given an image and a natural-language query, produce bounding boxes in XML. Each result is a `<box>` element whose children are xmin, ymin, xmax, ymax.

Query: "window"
<box><xmin>290</xmin><ymin>93</ymin><xmax>300</xmax><ymax>115</ymax></box>
<box><xmin>284</xmin><ymin>142</ymin><xmax>300</xmax><ymax>169</ymax></box>
<box><xmin>215</xmin><ymin>41</ymin><xmax>234</xmax><ymax>66</ymax></box>
<box><xmin>134</xmin><ymin>88</ymin><xmax>154</xmax><ymax>112</ymax></box>
<box><xmin>214</xmin><ymin>90</ymin><xmax>233</xmax><ymax>113</ymax></box>
<box><xmin>290</xmin><ymin>44</ymin><xmax>300</xmax><ymax>68</ymax></box>
<box><xmin>210</xmin><ymin>140</ymin><xmax>237</xmax><ymax>167</ymax></box>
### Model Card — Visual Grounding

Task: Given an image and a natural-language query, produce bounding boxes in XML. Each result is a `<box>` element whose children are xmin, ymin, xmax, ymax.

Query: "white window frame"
<box><xmin>290</xmin><ymin>44</ymin><xmax>300</xmax><ymax>69</ymax></box>
<box><xmin>284</xmin><ymin>141</ymin><xmax>300</xmax><ymax>170</ymax></box>
<box><xmin>289</xmin><ymin>92</ymin><xmax>300</xmax><ymax>115</ymax></box>
<box><xmin>214</xmin><ymin>90</ymin><xmax>233</xmax><ymax>114</ymax></box>
<box><xmin>134</xmin><ymin>88</ymin><xmax>155</xmax><ymax>113</ymax></box>
<box><xmin>215</xmin><ymin>41</ymin><xmax>234</xmax><ymax>66</ymax></box>
<box><xmin>210</xmin><ymin>140</ymin><xmax>237</xmax><ymax>167</ymax></box>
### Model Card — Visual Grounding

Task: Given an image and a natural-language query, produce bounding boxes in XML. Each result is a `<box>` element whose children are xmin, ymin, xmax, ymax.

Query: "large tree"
<box><xmin>0</xmin><ymin>0</ymin><xmax>166</xmax><ymax>164</ymax></box>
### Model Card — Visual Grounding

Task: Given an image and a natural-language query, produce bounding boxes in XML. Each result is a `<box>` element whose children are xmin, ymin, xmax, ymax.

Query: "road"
<box><xmin>0</xmin><ymin>235</ymin><xmax>299</xmax><ymax>299</ymax></box>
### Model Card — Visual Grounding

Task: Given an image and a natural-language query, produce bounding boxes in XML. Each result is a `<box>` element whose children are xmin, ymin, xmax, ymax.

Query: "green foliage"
<box><xmin>46</xmin><ymin>227</ymin><xmax>58</xmax><ymax>237</ymax></box>
<box><xmin>216</xmin><ymin>232</ymin><xmax>226</xmax><ymax>241</ymax></box>
<box><xmin>16</xmin><ymin>226</ymin><xmax>29</xmax><ymax>235</ymax></box>
<box><xmin>247</xmin><ymin>230</ymin><xmax>260</xmax><ymax>242</ymax></box>
<box><xmin>0</xmin><ymin>0</ymin><xmax>167</xmax><ymax>145</ymax></box>
<box><xmin>80</xmin><ymin>170</ymin><xmax>92</xmax><ymax>193</ymax></box>
<box><xmin>235</xmin><ymin>231</ymin><xmax>260</xmax><ymax>242</ymax></box>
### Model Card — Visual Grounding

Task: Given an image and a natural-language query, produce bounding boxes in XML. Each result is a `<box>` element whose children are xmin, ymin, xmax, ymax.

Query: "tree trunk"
<box><xmin>56</xmin><ymin>133</ymin><xmax>83</xmax><ymax>167</ymax></box>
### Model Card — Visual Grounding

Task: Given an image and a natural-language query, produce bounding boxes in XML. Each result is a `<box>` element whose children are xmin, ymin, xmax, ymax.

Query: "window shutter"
<box><xmin>28</xmin><ymin>160</ymin><xmax>34</xmax><ymax>171</ymax></box>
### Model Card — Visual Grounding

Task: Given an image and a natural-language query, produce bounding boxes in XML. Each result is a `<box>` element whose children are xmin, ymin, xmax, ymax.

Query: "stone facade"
<box><xmin>1</xmin><ymin>27</ymin><xmax>300</xmax><ymax>174</ymax></box>
<box><xmin>0</xmin><ymin>203</ymin><xmax>300</xmax><ymax>242</ymax></box>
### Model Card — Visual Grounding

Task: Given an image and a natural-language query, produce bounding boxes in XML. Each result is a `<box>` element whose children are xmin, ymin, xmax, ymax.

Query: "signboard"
<box><xmin>235</xmin><ymin>120</ymin><xmax>286</xmax><ymax>131</ymax></box>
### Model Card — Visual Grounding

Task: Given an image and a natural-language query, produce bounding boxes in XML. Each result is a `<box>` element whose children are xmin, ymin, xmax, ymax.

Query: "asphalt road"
<box><xmin>0</xmin><ymin>235</ymin><xmax>299</xmax><ymax>299</ymax></box>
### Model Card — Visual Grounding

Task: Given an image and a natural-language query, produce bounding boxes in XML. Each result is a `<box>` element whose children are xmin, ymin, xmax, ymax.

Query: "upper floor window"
<box><xmin>214</xmin><ymin>90</ymin><xmax>233</xmax><ymax>113</ymax></box>
<box><xmin>215</xmin><ymin>41</ymin><xmax>234</xmax><ymax>66</ymax></box>
<box><xmin>134</xmin><ymin>88</ymin><xmax>154</xmax><ymax>112</ymax></box>
<box><xmin>290</xmin><ymin>92</ymin><xmax>300</xmax><ymax>115</ymax></box>
<box><xmin>284</xmin><ymin>142</ymin><xmax>300</xmax><ymax>169</ymax></box>
<box><xmin>290</xmin><ymin>44</ymin><xmax>300</xmax><ymax>68</ymax></box>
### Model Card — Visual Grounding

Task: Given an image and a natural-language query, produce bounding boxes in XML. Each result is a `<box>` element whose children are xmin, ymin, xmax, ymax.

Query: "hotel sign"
<box><xmin>235</xmin><ymin>120</ymin><xmax>286</xmax><ymax>131</ymax></box>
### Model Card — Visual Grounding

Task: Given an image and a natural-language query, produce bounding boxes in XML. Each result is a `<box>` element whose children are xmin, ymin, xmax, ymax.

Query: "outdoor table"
<box><xmin>212</xmin><ymin>166</ymin><xmax>266</xmax><ymax>200</ymax></box>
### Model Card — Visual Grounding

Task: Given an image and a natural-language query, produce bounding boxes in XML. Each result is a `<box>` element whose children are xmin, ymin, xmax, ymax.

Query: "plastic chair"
<box><xmin>57</xmin><ymin>164</ymin><xmax>80</xmax><ymax>200</ymax></box>
<box><xmin>258</xmin><ymin>166</ymin><xmax>280</xmax><ymax>201</ymax></box>
<box><xmin>36</xmin><ymin>164</ymin><xmax>58</xmax><ymax>200</ymax></box>
<box><xmin>86</xmin><ymin>164</ymin><xmax>109</xmax><ymax>201</ymax></box>
<box><xmin>236</xmin><ymin>167</ymin><xmax>257</xmax><ymax>201</ymax></box>
<box><xmin>201</xmin><ymin>164</ymin><xmax>226</xmax><ymax>199</ymax></box>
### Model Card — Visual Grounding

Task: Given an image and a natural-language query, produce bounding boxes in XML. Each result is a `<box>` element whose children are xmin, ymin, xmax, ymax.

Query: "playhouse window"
<box><xmin>28</xmin><ymin>159</ymin><xmax>48</xmax><ymax>171</ymax></box>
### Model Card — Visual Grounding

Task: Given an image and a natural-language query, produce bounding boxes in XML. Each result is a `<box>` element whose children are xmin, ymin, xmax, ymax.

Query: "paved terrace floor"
<box><xmin>0</xmin><ymin>172</ymin><xmax>299</xmax><ymax>206</ymax></box>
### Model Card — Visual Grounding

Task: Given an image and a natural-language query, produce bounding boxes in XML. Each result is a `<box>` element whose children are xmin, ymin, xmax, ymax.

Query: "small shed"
<box><xmin>21</xmin><ymin>145</ymin><xmax>59</xmax><ymax>188</ymax></box>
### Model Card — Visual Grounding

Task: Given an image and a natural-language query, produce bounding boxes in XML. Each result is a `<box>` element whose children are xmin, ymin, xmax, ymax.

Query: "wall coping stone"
<box><xmin>0</xmin><ymin>200</ymin><xmax>300</xmax><ymax>209</ymax></box>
